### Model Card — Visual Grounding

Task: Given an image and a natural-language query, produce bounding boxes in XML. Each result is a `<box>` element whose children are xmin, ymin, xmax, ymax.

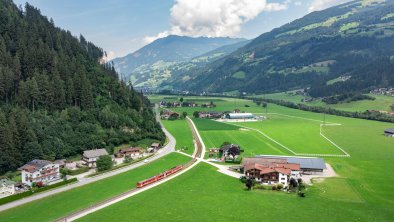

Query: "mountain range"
<box><xmin>162</xmin><ymin>0</ymin><xmax>394</xmax><ymax>97</ymax></box>
<box><xmin>112</xmin><ymin>36</ymin><xmax>248</xmax><ymax>89</ymax></box>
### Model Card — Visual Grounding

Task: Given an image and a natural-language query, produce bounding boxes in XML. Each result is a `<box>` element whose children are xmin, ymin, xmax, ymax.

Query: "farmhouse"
<box><xmin>151</xmin><ymin>142</ymin><xmax>161</xmax><ymax>150</ymax></box>
<box><xmin>198</xmin><ymin>111</ymin><xmax>223</xmax><ymax>119</ymax></box>
<box><xmin>161</xmin><ymin>110</ymin><xmax>180</xmax><ymax>120</ymax></box>
<box><xmin>0</xmin><ymin>179</ymin><xmax>16</xmax><ymax>198</ymax></box>
<box><xmin>244</xmin><ymin>161</ymin><xmax>300</xmax><ymax>186</ymax></box>
<box><xmin>18</xmin><ymin>160</ymin><xmax>60</xmax><ymax>186</ymax></box>
<box><xmin>116</xmin><ymin>147</ymin><xmax>142</xmax><ymax>158</ymax></box>
<box><xmin>254</xmin><ymin>156</ymin><xmax>327</xmax><ymax>173</ymax></box>
<box><xmin>225</xmin><ymin>113</ymin><xmax>254</xmax><ymax>119</ymax></box>
<box><xmin>384</xmin><ymin>128</ymin><xmax>394</xmax><ymax>137</ymax></box>
<box><xmin>82</xmin><ymin>149</ymin><xmax>109</xmax><ymax>168</ymax></box>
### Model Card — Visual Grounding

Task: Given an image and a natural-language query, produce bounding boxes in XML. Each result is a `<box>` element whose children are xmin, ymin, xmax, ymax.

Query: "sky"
<box><xmin>13</xmin><ymin>0</ymin><xmax>352</xmax><ymax>60</ymax></box>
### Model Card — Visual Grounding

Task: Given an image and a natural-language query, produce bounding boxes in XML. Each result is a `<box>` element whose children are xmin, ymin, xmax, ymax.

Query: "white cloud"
<box><xmin>144</xmin><ymin>0</ymin><xmax>288</xmax><ymax>44</ymax></box>
<box><xmin>308</xmin><ymin>0</ymin><xmax>352</xmax><ymax>12</ymax></box>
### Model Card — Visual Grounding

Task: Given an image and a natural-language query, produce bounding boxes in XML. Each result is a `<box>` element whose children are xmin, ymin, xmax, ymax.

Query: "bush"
<box><xmin>239</xmin><ymin>176</ymin><xmax>247</xmax><ymax>183</ymax></box>
<box><xmin>254</xmin><ymin>184</ymin><xmax>267</xmax><ymax>190</ymax></box>
<box><xmin>298</xmin><ymin>191</ymin><xmax>306</xmax><ymax>198</ymax></box>
<box><xmin>96</xmin><ymin>155</ymin><xmax>113</xmax><ymax>172</ymax></box>
<box><xmin>123</xmin><ymin>156</ymin><xmax>133</xmax><ymax>163</ymax></box>
<box><xmin>272</xmin><ymin>185</ymin><xmax>277</xmax><ymax>190</ymax></box>
<box><xmin>277</xmin><ymin>183</ymin><xmax>284</xmax><ymax>190</ymax></box>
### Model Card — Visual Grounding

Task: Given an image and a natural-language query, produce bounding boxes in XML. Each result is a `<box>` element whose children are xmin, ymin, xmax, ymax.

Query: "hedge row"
<box><xmin>0</xmin><ymin>178</ymin><xmax>77</xmax><ymax>206</ymax></box>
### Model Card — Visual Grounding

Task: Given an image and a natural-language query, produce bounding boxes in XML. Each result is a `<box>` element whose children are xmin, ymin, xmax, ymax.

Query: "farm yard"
<box><xmin>0</xmin><ymin>153</ymin><xmax>191</xmax><ymax>222</ymax></box>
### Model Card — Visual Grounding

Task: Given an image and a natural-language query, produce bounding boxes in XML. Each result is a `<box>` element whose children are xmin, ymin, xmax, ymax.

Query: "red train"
<box><xmin>136</xmin><ymin>165</ymin><xmax>184</xmax><ymax>188</ymax></box>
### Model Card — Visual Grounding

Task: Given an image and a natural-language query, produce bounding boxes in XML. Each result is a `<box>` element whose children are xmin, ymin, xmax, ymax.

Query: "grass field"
<box><xmin>162</xmin><ymin>119</ymin><xmax>194</xmax><ymax>155</ymax></box>
<box><xmin>0</xmin><ymin>153</ymin><xmax>191</xmax><ymax>222</ymax></box>
<box><xmin>193</xmin><ymin>118</ymin><xmax>291</xmax><ymax>157</ymax></box>
<box><xmin>76</xmin><ymin>163</ymin><xmax>393</xmax><ymax>222</ymax></box>
<box><xmin>235</xmin><ymin>114</ymin><xmax>345</xmax><ymax>155</ymax></box>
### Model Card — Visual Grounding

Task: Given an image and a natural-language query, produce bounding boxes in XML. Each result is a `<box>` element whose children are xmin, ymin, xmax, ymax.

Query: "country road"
<box><xmin>0</xmin><ymin>104</ymin><xmax>176</xmax><ymax>213</ymax></box>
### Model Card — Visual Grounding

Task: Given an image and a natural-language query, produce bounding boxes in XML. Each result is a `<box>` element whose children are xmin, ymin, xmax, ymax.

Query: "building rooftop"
<box><xmin>83</xmin><ymin>149</ymin><xmax>109</xmax><ymax>158</ymax></box>
<box><xmin>384</xmin><ymin>128</ymin><xmax>394</xmax><ymax>134</ymax></box>
<box><xmin>255</xmin><ymin>155</ymin><xmax>327</xmax><ymax>170</ymax></box>
<box><xmin>18</xmin><ymin>159</ymin><xmax>53</xmax><ymax>173</ymax></box>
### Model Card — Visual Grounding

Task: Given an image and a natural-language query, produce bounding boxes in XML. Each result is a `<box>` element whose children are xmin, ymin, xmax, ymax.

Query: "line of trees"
<box><xmin>252</xmin><ymin>98</ymin><xmax>394</xmax><ymax>123</ymax></box>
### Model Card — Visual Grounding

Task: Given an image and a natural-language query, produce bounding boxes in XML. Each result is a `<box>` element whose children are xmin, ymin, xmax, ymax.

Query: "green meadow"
<box><xmin>77</xmin><ymin>163</ymin><xmax>393</xmax><ymax>222</ymax></box>
<box><xmin>162</xmin><ymin>119</ymin><xmax>195</xmax><ymax>155</ymax></box>
<box><xmin>235</xmin><ymin>114</ymin><xmax>345</xmax><ymax>155</ymax></box>
<box><xmin>193</xmin><ymin>118</ymin><xmax>290</xmax><ymax>157</ymax></box>
<box><xmin>0</xmin><ymin>153</ymin><xmax>191</xmax><ymax>222</ymax></box>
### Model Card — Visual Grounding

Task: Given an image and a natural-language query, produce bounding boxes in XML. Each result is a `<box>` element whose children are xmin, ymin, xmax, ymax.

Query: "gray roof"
<box><xmin>18</xmin><ymin>159</ymin><xmax>53</xmax><ymax>171</ymax></box>
<box><xmin>256</xmin><ymin>156</ymin><xmax>326</xmax><ymax>170</ymax></box>
<box><xmin>83</xmin><ymin>149</ymin><xmax>109</xmax><ymax>158</ymax></box>
<box><xmin>286</xmin><ymin>157</ymin><xmax>326</xmax><ymax>170</ymax></box>
<box><xmin>384</xmin><ymin>128</ymin><xmax>394</xmax><ymax>134</ymax></box>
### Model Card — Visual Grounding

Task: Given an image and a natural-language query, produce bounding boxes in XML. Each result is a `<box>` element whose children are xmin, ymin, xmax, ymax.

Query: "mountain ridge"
<box><xmin>172</xmin><ymin>0</ymin><xmax>394</xmax><ymax>97</ymax></box>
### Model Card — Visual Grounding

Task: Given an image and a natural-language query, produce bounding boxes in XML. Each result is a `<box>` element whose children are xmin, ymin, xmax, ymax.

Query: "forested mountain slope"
<box><xmin>177</xmin><ymin>0</ymin><xmax>394</xmax><ymax>96</ymax></box>
<box><xmin>0</xmin><ymin>0</ymin><xmax>163</xmax><ymax>174</ymax></box>
<box><xmin>112</xmin><ymin>35</ymin><xmax>246</xmax><ymax>89</ymax></box>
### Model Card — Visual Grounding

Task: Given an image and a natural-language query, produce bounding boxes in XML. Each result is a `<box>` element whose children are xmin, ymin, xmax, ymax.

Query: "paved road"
<box><xmin>0</xmin><ymin>105</ymin><xmax>176</xmax><ymax>213</ymax></box>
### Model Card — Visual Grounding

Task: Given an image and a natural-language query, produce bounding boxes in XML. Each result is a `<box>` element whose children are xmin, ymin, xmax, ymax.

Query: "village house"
<box><xmin>247</xmin><ymin>156</ymin><xmax>327</xmax><ymax>174</ymax></box>
<box><xmin>115</xmin><ymin>147</ymin><xmax>143</xmax><ymax>158</ymax></box>
<box><xmin>243</xmin><ymin>158</ymin><xmax>301</xmax><ymax>186</ymax></box>
<box><xmin>198</xmin><ymin>111</ymin><xmax>223</xmax><ymax>119</ymax></box>
<box><xmin>18</xmin><ymin>160</ymin><xmax>61</xmax><ymax>186</ymax></box>
<box><xmin>0</xmin><ymin>179</ymin><xmax>16</xmax><ymax>198</ymax></box>
<box><xmin>201</xmin><ymin>103</ymin><xmax>216</xmax><ymax>108</ymax></box>
<box><xmin>147</xmin><ymin>142</ymin><xmax>161</xmax><ymax>153</ymax></box>
<box><xmin>384</xmin><ymin>128</ymin><xmax>394</xmax><ymax>137</ymax></box>
<box><xmin>82</xmin><ymin>149</ymin><xmax>109</xmax><ymax>168</ymax></box>
<box><xmin>160</xmin><ymin>110</ymin><xmax>180</xmax><ymax>120</ymax></box>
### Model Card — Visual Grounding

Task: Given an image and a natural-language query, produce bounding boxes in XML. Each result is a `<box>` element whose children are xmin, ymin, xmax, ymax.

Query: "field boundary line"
<box><xmin>223</xmin><ymin>122</ymin><xmax>349</xmax><ymax>158</ymax></box>
<box><xmin>320</xmin><ymin>124</ymin><xmax>351</xmax><ymax>157</ymax></box>
<box><xmin>225</xmin><ymin>123</ymin><xmax>297</xmax><ymax>155</ymax></box>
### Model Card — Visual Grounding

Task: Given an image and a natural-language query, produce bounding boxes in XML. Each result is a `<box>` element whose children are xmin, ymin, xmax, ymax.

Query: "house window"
<box><xmin>281</xmin><ymin>178</ymin><xmax>286</xmax><ymax>180</ymax></box>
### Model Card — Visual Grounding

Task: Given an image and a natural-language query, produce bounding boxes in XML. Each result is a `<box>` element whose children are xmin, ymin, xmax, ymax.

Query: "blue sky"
<box><xmin>13</xmin><ymin>0</ymin><xmax>350</xmax><ymax>59</ymax></box>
